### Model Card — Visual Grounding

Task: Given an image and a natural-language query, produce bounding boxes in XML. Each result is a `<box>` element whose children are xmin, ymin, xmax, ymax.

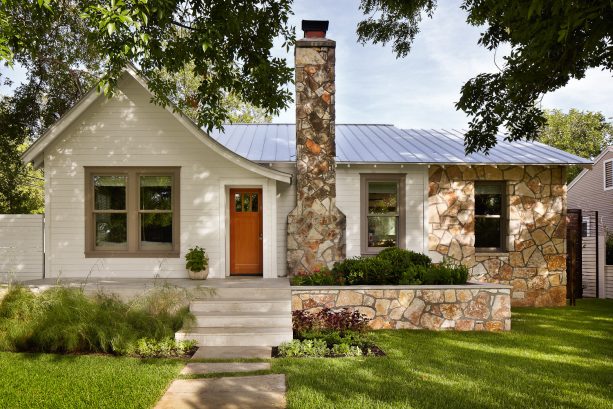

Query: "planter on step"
<box><xmin>188</xmin><ymin>267</ymin><xmax>209</xmax><ymax>280</ymax></box>
<box><xmin>185</xmin><ymin>245</ymin><xmax>209</xmax><ymax>280</ymax></box>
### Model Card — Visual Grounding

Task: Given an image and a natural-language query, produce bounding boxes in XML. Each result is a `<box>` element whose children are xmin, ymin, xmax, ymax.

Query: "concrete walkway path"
<box><xmin>155</xmin><ymin>347</ymin><xmax>285</xmax><ymax>408</ymax></box>
<box><xmin>154</xmin><ymin>375</ymin><xmax>286</xmax><ymax>409</ymax></box>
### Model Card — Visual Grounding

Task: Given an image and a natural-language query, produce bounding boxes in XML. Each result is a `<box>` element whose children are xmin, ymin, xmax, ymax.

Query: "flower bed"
<box><xmin>291</xmin><ymin>283</ymin><xmax>511</xmax><ymax>331</ymax></box>
<box><xmin>275</xmin><ymin>308</ymin><xmax>384</xmax><ymax>358</ymax></box>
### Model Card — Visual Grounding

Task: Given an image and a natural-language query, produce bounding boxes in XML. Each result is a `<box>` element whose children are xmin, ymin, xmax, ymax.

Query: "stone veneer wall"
<box><xmin>287</xmin><ymin>36</ymin><xmax>346</xmax><ymax>274</ymax></box>
<box><xmin>292</xmin><ymin>284</ymin><xmax>511</xmax><ymax>331</ymax></box>
<box><xmin>428</xmin><ymin>165</ymin><xmax>567</xmax><ymax>307</ymax></box>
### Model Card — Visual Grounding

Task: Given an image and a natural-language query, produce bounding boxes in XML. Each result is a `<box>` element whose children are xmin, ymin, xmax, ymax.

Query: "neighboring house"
<box><xmin>568</xmin><ymin>146</ymin><xmax>613</xmax><ymax>233</ymax></box>
<box><xmin>20</xmin><ymin>21</ymin><xmax>591</xmax><ymax>307</ymax></box>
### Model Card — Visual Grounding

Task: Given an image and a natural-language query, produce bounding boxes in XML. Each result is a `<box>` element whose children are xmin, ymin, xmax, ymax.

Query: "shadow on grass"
<box><xmin>274</xmin><ymin>299</ymin><xmax>613</xmax><ymax>409</ymax></box>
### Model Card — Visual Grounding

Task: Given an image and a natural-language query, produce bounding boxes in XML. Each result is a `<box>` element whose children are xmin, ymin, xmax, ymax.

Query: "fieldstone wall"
<box><xmin>428</xmin><ymin>165</ymin><xmax>567</xmax><ymax>307</ymax></box>
<box><xmin>287</xmin><ymin>36</ymin><xmax>346</xmax><ymax>275</ymax></box>
<box><xmin>292</xmin><ymin>284</ymin><xmax>511</xmax><ymax>331</ymax></box>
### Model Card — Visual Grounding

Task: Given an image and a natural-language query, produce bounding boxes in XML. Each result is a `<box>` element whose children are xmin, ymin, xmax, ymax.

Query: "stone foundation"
<box><xmin>428</xmin><ymin>165</ymin><xmax>567</xmax><ymax>307</ymax></box>
<box><xmin>291</xmin><ymin>283</ymin><xmax>511</xmax><ymax>331</ymax></box>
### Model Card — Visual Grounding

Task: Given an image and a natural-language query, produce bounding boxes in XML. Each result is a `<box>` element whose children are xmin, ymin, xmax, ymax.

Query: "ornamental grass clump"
<box><xmin>0</xmin><ymin>283</ymin><xmax>200</xmax><ymax>356</ymax></box>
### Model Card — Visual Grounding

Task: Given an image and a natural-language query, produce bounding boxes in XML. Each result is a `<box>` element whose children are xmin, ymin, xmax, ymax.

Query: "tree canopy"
<box><xmin>357</xmin><ymin>0</ymin><xmax>613</xmax><ymax>153</ymax></box>
<box><xmin>538</xmin><ymin>109</ymin><xmax>613</xmax><ymax>182</ymax></box>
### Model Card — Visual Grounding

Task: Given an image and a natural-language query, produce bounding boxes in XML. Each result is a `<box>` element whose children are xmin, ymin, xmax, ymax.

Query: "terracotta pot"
<box><xmin>188</xmin><ymin>267</ymin><xmax>209</xmax><ymax>280</ymax></box>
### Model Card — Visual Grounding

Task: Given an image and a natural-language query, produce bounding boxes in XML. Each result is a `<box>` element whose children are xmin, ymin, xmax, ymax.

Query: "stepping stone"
<box><xmin>181</xmin><ymin>362</ymin><xmax>271</xmax><ymax>375</ymax></box>
<box><xmin>191</xmin><ymin>346</ymin><xmax>272</xmax><ymax>359</ymax></box>
<box><xmin>154</xmin><ymin>374</ymin><xmax>286</xmax><ymax>409</ymax></box>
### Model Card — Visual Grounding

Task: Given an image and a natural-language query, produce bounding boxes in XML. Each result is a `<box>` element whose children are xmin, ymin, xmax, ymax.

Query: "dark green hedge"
<box><xmin>291</xmin><ymin>248</ymin><xmax>469</xmax><ymax>286</ymax></box>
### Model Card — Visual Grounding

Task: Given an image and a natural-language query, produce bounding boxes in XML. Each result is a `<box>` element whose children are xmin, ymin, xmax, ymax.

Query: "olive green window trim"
<box><xmin>360</xmin><ymin>173</ymin><xmax>406</xmax><ymax>255</ymax></box>
<box><xmin>84</xmin><ymin>167</ymin><xmax>180</xmax><ymax>258</ymax></box>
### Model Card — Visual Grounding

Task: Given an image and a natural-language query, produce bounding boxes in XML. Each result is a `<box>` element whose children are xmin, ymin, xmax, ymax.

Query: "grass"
<box><xmin>0</xmin><ymin>353</ymin><xmax>184</xmax><ymax>409</ymax></box>
<box><xmin>273</xmin><ymin>299</ymin><xmax>613</xmax><ymax>409</ymax></box>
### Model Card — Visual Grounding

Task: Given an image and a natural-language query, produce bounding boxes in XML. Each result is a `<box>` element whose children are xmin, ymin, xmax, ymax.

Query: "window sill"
<box><xmin>85</xmin><ymin>251</ymin><xmax>180</xmax><ymax>259</ymax></box>
<box><xmin>475</xmin><ymin>250</ymin><xmax>508</xmax><ymax>257</ymax></box>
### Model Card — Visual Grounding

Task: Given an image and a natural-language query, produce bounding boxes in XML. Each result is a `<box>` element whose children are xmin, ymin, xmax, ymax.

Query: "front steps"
<box><xmin>175</xmin><ymin>284</ymin><xmax>293</xmax><ymax>347</ymax></box>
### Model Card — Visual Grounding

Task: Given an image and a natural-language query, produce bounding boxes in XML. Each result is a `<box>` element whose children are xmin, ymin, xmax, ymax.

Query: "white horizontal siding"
<box><xmin>44</xmin><ymin>75</ymin><xmax>277</xmax><ymax>279</ymax></box>
<box><xmin>272</xmin><ymin>164</ymin><xmax>296</xmax><ymax>277</ymax></box>
<box><xmin>581</xmin><ymin>236</ymin><xmax>597</xmax><ymax>297</ymax></box>
<box><xmin>605</xmin><ymin>266</ymin><xmax>613</xmax><ymax>299</ymax></box>
<box><xmin>336</xmin><ymin>165</ymin><xmax>427</xmax><ymax>258</ymax></box>
<box><xmin>0</xmin><ymin>214</ymin><xmax>44</xmax><ymax>280</ymax></box>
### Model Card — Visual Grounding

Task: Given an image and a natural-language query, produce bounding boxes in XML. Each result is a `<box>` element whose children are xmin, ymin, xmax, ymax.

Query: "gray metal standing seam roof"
<box><xmin>207</xmin><ymin>123</ymin><xmax>592</xmax><ymax>166</ymax></box>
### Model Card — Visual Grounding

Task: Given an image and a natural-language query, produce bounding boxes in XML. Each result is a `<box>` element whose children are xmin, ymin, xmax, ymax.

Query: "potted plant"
<box><xmin>185</xmin><ymin>246</ymin><xmax>209</xmax><ymax>280</ymax></box>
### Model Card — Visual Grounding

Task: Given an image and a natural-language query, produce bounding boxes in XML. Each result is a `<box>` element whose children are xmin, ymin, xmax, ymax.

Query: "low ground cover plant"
<box><xmin>290</xmin><ymin>248</ymin><xmax>468</xmax><ymax>286</ymax></box>
<box><xmin>277</xmin><ymin>308</ymin><xmax>383</xmax><ymax>358</ymax></box>
<box><xmin>0</xmin><ymin>283</ymin><xmax>201</xmax><ymax>356</ymax></box>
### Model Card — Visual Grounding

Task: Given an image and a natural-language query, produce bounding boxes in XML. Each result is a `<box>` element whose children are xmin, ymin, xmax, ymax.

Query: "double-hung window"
<box><xmin>361</xmin><ymin>174</ymin><xmax>405</xmax><ymax>254</ymax></box>
<box><xmin>85</xmin><ymin>167</ymin><xmax>180</xmax><ymax>257</ymax></box>
<box><xmin>474</xmin><ymin>182</ymin><xmax>506</xmax><ymax>252</ymax></box>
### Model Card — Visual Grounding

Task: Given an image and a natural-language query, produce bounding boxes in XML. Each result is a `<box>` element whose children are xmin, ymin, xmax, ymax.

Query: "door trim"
<box><xmin>229</xmin><ymin>188</ymin><xmax>263</xmax><ymax>276</ymax></box>
<box><xmin>217</xmin><ymin>179</ymin><xmax>278</xmax><ymax>279</ymax></box>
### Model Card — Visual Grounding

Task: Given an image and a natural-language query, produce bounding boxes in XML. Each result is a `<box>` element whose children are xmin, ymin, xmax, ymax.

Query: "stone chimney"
<box><xmin>287</xmin><ymin>20</ymin><xmax>346</xmax><ymax>275</ymax></box>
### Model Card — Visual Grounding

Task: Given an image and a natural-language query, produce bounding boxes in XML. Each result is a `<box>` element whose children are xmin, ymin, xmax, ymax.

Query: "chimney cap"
<box><xmin>301</xmin><ymin>20</ymin><xmax>329</xmax><ymax>38</ymax></box>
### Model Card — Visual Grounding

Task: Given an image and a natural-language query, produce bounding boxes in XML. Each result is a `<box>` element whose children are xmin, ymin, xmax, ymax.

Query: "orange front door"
<box><xmin>229</xmin><ymin>188</ymin><xmax>263</xmax><ymax>275</ymax></box>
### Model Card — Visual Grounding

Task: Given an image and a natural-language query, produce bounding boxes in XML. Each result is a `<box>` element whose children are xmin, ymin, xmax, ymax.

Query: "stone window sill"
<box><xmin>475</xmin><ymin>251</ymin><xmax>508</xmax><ymax>257</ymax></box>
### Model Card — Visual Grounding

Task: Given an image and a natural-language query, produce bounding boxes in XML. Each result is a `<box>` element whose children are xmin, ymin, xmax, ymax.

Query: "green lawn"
<box><xmin>0</xmin><ymin>353</ymin><xmax>184</xmax><ymax>409</ymax></box>
<box><xmin>273</xmin><ymin>299</ymin><xmax>613</xmax><ymax>409</ymax></box>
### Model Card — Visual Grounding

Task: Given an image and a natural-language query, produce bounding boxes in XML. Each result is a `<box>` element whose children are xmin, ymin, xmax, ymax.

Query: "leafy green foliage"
<box><xmin>539</xmin><ymin>109</ymin><xmax>613</xmax><ymax>182</ymax></box>
<box><xmin>292</xmin><ymin>308</ymin><xmax>370</xmax><ymax>337</ymax></box>
<box><xmin>0</xmin><ymin>284</ymin><xmax>196</xmax><ymax>355</ymax></box>
<box><xmin>357</xmin><ymin>1</ymin><xmax>613</xmax><ymax>153</ymax></box>
<box><xmin>291</xmin><ymin>249</ymin><xmax>468</xmax><ymax>286</ymax></box>
<box><xmin>185</xmin><ymin>245</ymin><xmax>209</xmax><ymax>272</ymax></box>
<box><xmin>125</xmin><ymin>337</ymin><xmax>197</xmax><ymax>358</ymax></box>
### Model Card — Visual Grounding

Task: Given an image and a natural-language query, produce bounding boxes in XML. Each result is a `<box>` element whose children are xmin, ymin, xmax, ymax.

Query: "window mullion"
<box><xmin>128</xmin><ymin>170</ymin><xmax>138</xmax><ymax>253</ymax></box>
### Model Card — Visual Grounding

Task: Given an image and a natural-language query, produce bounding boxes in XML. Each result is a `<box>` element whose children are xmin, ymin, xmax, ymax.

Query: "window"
<box><xmin>361</xmin><ymin>174</ymin><xmax>405</xmax><ymax>254</ymax></box>
<box><xmin>474</xmin><ymin>182</ymin><xmax>506</xmax><ymax>251</ymax></box>
<box><xmin>85</xmin><ymin>167</ymin><xmax>180</xmax><ymax>257</ymax></box>
<box><xmin>604</xmin><ymin>159</ymin><xmax>613</xmax><ymax>190</ymax></box>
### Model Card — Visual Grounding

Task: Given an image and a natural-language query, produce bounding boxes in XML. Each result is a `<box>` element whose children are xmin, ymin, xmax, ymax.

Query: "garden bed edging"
<box><xmin>291</xmin><ymin>282</ymin><xmax>511</xmax><ymax>331</ymax></box>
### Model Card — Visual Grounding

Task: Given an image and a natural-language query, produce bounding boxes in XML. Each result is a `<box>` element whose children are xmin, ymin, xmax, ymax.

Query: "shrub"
<box><xmin>0</xmin><ymin>284</ymin><xmax>198</xmax><ymax>355</ymax></box>
<box><xmin>126</xmin><ymin>338</ymin><xmax>197</xmax><ymax>358</ymax></box>
<box><xmin>277</xmin><ymin>339</ymin><xmax>329</xmax><ymax>357</ymax></box>
<box><xmin>289</xmin><ymin>248</ymin><xmax>470</xmax><ymax>286</ymax></box>
<box><xmin>332</xmin><ymin>257</ymin><xmax>395</xmax><ymax>285</ymax></box>
<box><xmin>421</xmin><ymin>260</ymin><xmax>469</xmax><ymax>285</ymax></box>
<box><xmin>292</xmin><ymin>308</ymin><xmax>370</xmax><ymax>337</ymax></box>
<box><xmin>290</xmin><ymin>268</ymin><xmax>339</xmax><ymax>286</ymax></box>
<box><xmin>330</xmin><ymin>343</ymin><xmax>363</xmax><ymax>357</ymax></box>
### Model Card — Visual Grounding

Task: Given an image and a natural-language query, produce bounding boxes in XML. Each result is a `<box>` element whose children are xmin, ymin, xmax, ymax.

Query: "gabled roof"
<box><xmin>21</xmin><ymin>66</ymin><xmax>292</xmax><ymax>184</ymax></box>
<box><xmin>568</xmin><ymin>146</ymin><xmax>613</xmax><ymax>190</ymax></box>
<box><xmin>209</xmin><ymin>123</ymin><xmax>593</xmax><ymax>166</ymax></box>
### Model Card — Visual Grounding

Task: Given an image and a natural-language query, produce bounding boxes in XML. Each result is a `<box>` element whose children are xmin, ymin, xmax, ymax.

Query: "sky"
<box><xmin>1</xmin><ymin>0</ymin><xmax>611</xmax><ymax>129</ymax></box>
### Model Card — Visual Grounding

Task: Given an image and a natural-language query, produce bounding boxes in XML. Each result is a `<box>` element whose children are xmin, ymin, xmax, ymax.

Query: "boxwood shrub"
<box><xmin>290</xmin><ymin>248</ymin><xmax>469</xmax><ymax>286</ymax></box>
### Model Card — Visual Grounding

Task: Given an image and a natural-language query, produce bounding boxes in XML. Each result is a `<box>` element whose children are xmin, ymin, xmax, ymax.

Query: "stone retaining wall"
<box><xmin>291</xmin><ymin>283</ymin><xmax>511</xmax><ymax>331</ymax></box>
<box><xmin>428</xmin><ymin>165</ymin><xmax>567</xmax><ymax>307</ymax></box>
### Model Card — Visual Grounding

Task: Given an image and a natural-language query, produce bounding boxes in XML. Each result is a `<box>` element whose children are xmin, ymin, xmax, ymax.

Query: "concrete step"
<box><xmin>194</xmin><ymin>312</ymin><xmax>292</xmax><ymax>328</ymax></box>
<box><xmin>201</xmin><ymin>287</ymin><xmax>291</xmax><ymax>300</ymax></box>
<box><xmin>190</xmin><ymin>299</ymin><xmax>291</xmax><ymax>313</ymax></box>
<box><xmin>176</xmin><ymin>327</ymin><xmax>293</xmax><ymax>347</ymax></box>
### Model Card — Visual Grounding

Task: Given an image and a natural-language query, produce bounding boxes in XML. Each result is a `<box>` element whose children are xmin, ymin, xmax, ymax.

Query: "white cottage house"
<box><xmin>21</xmin><ymin>20</ymin><xmax>590</xmax><ymax>308</ymax></box>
